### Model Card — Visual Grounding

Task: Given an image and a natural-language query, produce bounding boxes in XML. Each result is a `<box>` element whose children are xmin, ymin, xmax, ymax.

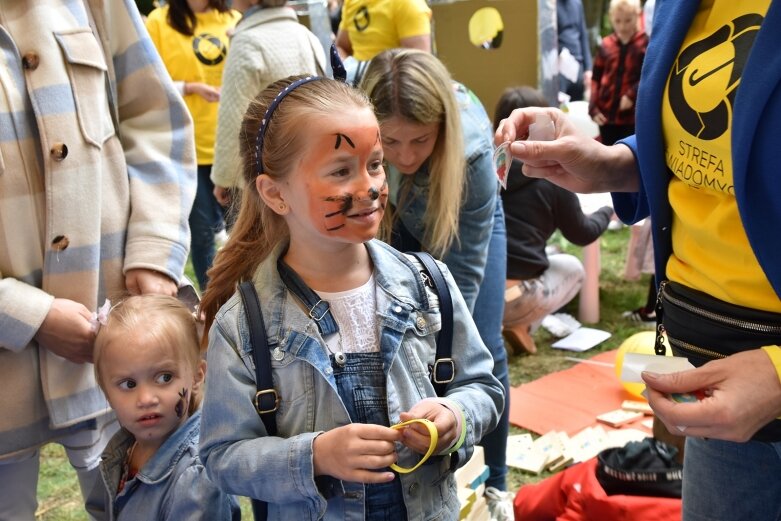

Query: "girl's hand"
<box><xmin>619</xmin><ymin>95</ymin><xmax>634</xmax><ymax>111</ymax></box>
<box><xmin>185</xmin><ymin>82</ymin><xmax>220</xmax><ymax>102</ymax></box>
<box><xmin>494</xmin><ymin>106</ymin><xmax>640</xmax><ymax>193</ymax></box>
<box><xmin>642</xmin><ymin>349</ymin><xmax>781</xmax><ymax>442</ymax></box>
<box><xmin>399</xmin><ymin>402</ymin><xmax>458</xmax><ymax>454</ymax></box>
<box><xmin>592</xmin><ymin>111</ymin><xmax>607</xmax><ymax>126</ymax></box>
<box><xmin>312</xmin><ymin>424</ymin><xmax>402</xmax><ymax>483</ymax></box>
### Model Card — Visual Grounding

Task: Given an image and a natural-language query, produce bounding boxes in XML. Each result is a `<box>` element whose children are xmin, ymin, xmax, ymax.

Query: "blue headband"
<box><xmin>254</xmin><ymin>45</ymin><xmax>348</xmax><ymax>176</ymax></box>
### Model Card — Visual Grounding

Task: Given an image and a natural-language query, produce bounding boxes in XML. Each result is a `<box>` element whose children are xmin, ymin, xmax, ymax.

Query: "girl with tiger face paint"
<box><xmin>199</xmin><ymin>76</ymin><xmax>503</xmax><ymax>520</ymax></box>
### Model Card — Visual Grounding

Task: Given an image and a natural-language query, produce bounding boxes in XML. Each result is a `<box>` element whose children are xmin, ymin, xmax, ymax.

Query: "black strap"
<box><xmin>408</xmin><ymin>252</ymin><xmax>455</xmax><ymax>396</ymax></box>
<box><xmin>237</xmin><ymin>281</ymin><xmax>279</xmax><ymax>435</ymax></box>
<box><xmin>276</xmin><ymin>257</ymin><xmax>339</xmax><ymax>336</ymax></box>
<box><xmin>237</xmin><ymin>281</ymin><xmax>276</xmax><ymax>521</ymax></box>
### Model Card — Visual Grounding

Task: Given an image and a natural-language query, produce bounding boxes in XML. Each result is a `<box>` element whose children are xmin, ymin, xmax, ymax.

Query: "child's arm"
<box><xmin>200</xmin><ymin>318</ymin><xmax>327</xmax><ymax>506</ymax></box>
<box><xmin>163</xmin><ymin>465</ymin><xmax>240</xmax><ymax>521</ymax></box>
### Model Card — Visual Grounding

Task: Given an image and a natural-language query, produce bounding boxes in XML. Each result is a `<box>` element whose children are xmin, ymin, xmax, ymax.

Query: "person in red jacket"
<box><xmin>589</xmin><ymin>0</ymin><xmax>649</xmax><ymax>146</ymax></box>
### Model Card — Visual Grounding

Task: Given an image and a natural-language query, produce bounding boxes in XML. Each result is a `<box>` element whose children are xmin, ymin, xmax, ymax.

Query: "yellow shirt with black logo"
<box><xmin>662</xmin><ymin>0</ymin><xmax>777</xmax><ymax>311</ymax></box>
<box><xmin>146</xmin><ymin>7</ymin><xmax>240</xmax><ymax>164</ymax></box>
<box><xmin>339</xmin><ymin>0</ymin><xmax>431</xmax><ymax>61</ymax></box>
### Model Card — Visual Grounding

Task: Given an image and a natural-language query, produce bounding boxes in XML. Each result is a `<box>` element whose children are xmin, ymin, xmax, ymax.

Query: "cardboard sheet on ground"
<box><xmin>509</xmin><ymin>350</ymin><xmax>652</xmax><ymax>436</ymax></box>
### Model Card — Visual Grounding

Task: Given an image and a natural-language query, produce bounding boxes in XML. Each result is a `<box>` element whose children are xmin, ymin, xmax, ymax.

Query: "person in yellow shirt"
<box><xmin>498</xmin><ymin>1</ymin><xmax>781</xmax><ymax>519</ymax></box>
<box><xmin>146</xmin><ymin>0</ymin><xmax>240</xmax><ymax>290</ymax></box>
<box><xmin>335</xmin><ymin>0</ymin><xmax>431</xmax><ymax>84</ymax></box>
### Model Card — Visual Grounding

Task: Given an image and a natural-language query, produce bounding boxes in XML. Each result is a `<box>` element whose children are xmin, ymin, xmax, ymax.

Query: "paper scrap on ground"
<box><xmin>551</xmin><ymin>327</ymin><xmax>611</xmax><ymax>352</ymax></box>
<box><xmin>620</xmin><ymin>353</ymin><xmax>695</xmax><ymax>383</ymax></box>
<box><xmin>541</xmin><ymin>312</ymin><xmax>581</xmax><ymax>337</ymax></box>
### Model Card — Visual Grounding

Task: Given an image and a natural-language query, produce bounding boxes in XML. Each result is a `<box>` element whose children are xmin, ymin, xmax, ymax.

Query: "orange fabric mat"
<box><xmin>509</xmin><ymin>350</ymin><xmax>651</xmax><ymax>436</ymax></box>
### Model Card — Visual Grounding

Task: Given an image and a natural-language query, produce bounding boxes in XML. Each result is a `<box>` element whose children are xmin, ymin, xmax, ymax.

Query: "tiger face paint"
<box><xmin>280</xmin><ymin>107</ymin><xmax>387</xmax><ymax>246</ymax></box>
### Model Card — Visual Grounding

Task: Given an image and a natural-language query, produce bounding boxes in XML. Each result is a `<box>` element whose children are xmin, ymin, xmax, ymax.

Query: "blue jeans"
<box><xmin>189</xmin><ymin>164</ymin><xmax>224</xmax><ymax>290</ymax></box>
<box><xmin>472</xmin><ymin>200</ymin><xmax>509</xmax><ymax>491</ymax></box>
<box><xmin>682</xmin><ymin>436</ymin><xmax>781</xmax><ymax>520</ymax></box>
<box><xmin>332</xmin><ymin>352</ymin><xmax>407</xmax><ymax>521</ymax></box>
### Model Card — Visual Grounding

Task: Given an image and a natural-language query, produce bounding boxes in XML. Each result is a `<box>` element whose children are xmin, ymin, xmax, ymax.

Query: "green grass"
<box><xmin>36</xmin><ymin>227</ymin><xmax>649</xmax><ymax>519</ymax></box>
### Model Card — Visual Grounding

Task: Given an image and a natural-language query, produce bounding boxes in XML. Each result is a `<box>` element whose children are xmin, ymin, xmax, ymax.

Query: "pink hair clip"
<box><xmin>90</xmin><ymin>299</ymin><xmax>112</xmax><ymax>332</ymax></box>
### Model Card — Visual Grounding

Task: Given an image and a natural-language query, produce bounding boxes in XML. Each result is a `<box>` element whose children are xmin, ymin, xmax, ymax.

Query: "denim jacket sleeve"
<box><xmin>199</xmin><ymin>306</ymin><xmax>327</xmax><ymax>517</ymax></box>
<box><xmin>442</xmin><ymin>145</ymin><xmax>498</xmax><ymax>312</ymax></box>
<box><xmin>163</xmin><ymin>465</ymin><xmax>241</xmax><ymax>521</ymax></box>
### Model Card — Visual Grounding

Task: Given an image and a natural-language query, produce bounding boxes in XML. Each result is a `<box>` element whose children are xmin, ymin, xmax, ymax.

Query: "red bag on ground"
<box><xmin>514</xmin><ymin>458</ymin><xmax>682</xmax><ymax>521</ymax></box>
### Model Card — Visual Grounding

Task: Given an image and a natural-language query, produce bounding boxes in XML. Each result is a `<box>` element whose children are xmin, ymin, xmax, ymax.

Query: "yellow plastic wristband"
<box><xmin>389</xmin><ymin>418</ymin><xmax>438</xmax><ymax>474</ymax></box>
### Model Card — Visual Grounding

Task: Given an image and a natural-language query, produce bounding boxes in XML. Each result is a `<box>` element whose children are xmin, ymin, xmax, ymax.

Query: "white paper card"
<box><xmin>620</xmin><ymin>353</ymin><xmax>695</xmax><ymax>383</ymax></box>
<box><xmin>551</xmin><ymin>327</ymin><xmax>611</xmax><ymax>352</ymax></box>
<box><xmin>528</xmin><ymin>114</ymin><xmax>556</xmax><ymax>142</ymax></box>
<box><xmin>621</xmin><ymin>353</ymin><xmax>694</xmax><ymax>383</ymax></box>
<box><xmin>558</xmin><ymin>47</ymin><xmax>580</xmax><ymax>83</ymax></box>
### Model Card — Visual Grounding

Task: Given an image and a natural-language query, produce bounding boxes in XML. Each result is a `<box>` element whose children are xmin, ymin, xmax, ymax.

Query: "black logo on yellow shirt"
<box><xmin>668</xmin><ymin>14</ymin><xmax>762</xmax><ymax>140</ymax></box>
<box><xmin>354</xmin><ymin>5</ymin><xmax>370</xmax><ymax>32</ymax></box>
<box><xmin>192</xmin><ymin>33</ymin><xmax>227</xmax><ymax>66</ymax></box>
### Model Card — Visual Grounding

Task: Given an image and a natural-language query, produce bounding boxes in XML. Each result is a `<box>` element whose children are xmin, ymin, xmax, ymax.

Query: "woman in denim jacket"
<box><xmin>360</xmin><ymin>49</ymin><xmax>511</xmax><ymax>515</ymax></box>
<box><xmin>199</xmin><ymin>76</ymin><xmax>503</xmax><ymax>520</ymax></box>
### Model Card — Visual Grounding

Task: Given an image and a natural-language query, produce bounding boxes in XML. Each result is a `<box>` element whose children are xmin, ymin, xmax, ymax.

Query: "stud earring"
<box><xmin>279</xmin><ymin>202</ymin><xmax>286</xmax><ymax>211</ymax></box>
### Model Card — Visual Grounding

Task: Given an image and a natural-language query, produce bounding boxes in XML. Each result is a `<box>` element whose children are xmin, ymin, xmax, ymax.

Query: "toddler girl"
<box><xmin>86</xmin><ymin>295</ymin><xmax>240</xmax><ymax>520</ymax></box>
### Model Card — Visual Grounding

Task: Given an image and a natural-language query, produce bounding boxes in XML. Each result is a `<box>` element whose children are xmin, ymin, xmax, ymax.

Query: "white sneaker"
<box><xmin>485</xmin><ymin>486</ymin><xmax>514</xmax><ymax>521</ymax></box>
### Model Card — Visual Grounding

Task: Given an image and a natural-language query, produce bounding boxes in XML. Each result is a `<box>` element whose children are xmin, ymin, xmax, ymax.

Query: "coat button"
<box><xmin>52</xmin><ymin>235</ymin><xmax>70</xmax><ymax>251</ymax></box>
<box><xmin>22</xmin><ymin>52</ymin><xmax>40</xmax><ymax>70</ymax></box>
<box><xmin>50</xmin><ymin>143</ymin><xmax>68</xmax><ymax>161</ymax></box>
<box><xmin>416</xmin><ymin>317</ymin><xmax>427</xmax><ymax>330</ymax></box>
<box><xmin>408</xmin><ymin>482</ymin><xmax>419</xmax><ymax>495</ymax></box>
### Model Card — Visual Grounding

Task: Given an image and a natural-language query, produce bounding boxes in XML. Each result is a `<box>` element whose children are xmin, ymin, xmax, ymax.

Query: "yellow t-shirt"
<box><xmin>339</xmin><ymin>0</ymin><xmax>431</xmax><ymax>61</ymax></box>
<box><xmin>145</xmin><ymin>7</ymin><xmax>240</xmax><ymax>164</ymax></box>
<box><xmin>662</xmin><ymin>0</ymin><xmax>778</xmax><ymax>311</ymax></box>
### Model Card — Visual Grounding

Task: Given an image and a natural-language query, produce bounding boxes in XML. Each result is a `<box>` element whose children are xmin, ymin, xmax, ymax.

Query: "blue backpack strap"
<box><xmin>407</xmin><ymin>252</ymin><xmax>455</xmax><ymax>396</ymax></box>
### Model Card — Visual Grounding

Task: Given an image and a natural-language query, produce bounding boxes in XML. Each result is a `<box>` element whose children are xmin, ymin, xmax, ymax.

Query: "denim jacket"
<box><xmin>87</xmin><ymin>411</ymin><xmax>240</xmax><ymax>521</ymax></box>
<box><xmin>388</xmin><ymin>82</ymin><xmax>501</xmax><ymax>311</ymax></box>
<box><xmin>200</xmin><ymin>240</ymin><xmax>504</xmax><ymax>521</ymax></box>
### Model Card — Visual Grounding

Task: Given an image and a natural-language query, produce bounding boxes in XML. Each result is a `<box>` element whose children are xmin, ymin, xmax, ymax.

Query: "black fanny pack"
<box><xmin>657</xmin><ymin>281</ymin><xmax>781</xmax><ymax>442</ymax></box>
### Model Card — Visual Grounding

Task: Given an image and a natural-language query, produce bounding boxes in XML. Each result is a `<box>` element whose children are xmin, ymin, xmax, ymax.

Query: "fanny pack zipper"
<box><xmin>667</xmin><ymin>336</ymin><xmax>726</xmax><ymax>360</ymax></box>
<box><xmin>660</xmin><ymin>281</ymin><xmax>781</xmax><ymax>334</ymax></box>
<box><xmin>654</xmin><ymin>280</ymin><xmax>781</xmax><ymax>357</ymax></box>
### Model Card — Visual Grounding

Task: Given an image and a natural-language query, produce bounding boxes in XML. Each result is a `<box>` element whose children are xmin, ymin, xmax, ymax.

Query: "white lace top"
<box><xmin>316</xmin><ymin>275</ymin><xmax>380</xmax><ymax>353</ymax></box>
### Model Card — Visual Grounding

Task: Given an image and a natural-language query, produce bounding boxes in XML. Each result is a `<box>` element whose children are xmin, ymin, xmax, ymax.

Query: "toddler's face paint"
<box><xmin>175</xmin><ymin>388</ymin><xmax>188</xmax><ymax>419</ymax></box>
<box><xmin>286</xmin><ymin>109</ymin><xmax>386</xmax><ymax>244</ymax></box>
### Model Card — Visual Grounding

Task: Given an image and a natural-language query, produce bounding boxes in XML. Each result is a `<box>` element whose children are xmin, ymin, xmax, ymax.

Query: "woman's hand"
<box><xmin>642</xmin><ymin>349</ymin><xmax>781</xmax><ymax>442</ymax></box>
<box><xmin>313</xmin><ymin>424</ymin><xmax>402</xmax><ymax>483</ymax></box>
<box><xmin>213</xmin><ymin>185</ymin><xmax>233</xmax><ymax>207</ymax></box>
<box><xmin>399</xmin><ymin>401</ymin><xmax>458</xmax><ymax>454</ymax></box>
<box><xmin>125</xmin><ymin>268</ymin><xmax>177</xmax><ymax>296</ymax></box>
<box><xmin>592</xmin><ymin>110</ymin><xmax>607</xmax><ymax>126</ymax></box>
<box><xmin>186</xmin><ymin>82</ymin><xmax>220</xmax><ymax>102</ymax></box>
<box><xmin>34</xmin><ymin>298</ymin><xmax>95</xmax><ymax>363</ymax></box>
<box><xmin>495</xmin><ymin>107</ymin><xmax>640</xmax><ymax>193</ymax></box>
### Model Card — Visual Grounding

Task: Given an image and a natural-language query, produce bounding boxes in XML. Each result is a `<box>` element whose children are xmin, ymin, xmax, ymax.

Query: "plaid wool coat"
<box><xmin>0</xmin><ymin>0</ymin><xmax>196</xmax><ymax>455</ymax></box>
